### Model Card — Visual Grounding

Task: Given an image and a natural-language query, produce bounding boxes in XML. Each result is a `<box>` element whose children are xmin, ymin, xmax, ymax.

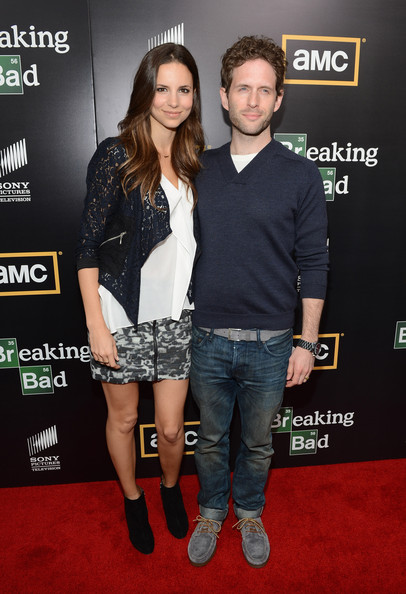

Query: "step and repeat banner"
<box><xmin>1</xmin><ymin>0</ymin><xmax>405</xmax><ymax>487</ymax></box>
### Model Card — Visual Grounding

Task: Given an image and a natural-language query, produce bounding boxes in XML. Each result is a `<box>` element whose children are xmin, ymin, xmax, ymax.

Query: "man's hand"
<box><xmin>285</xmin><ymin>346</ymin><xmax>314</xmax><ymax>387</ymax></box>
<box><xmin>286</xmin><ymin>297</ymin><xmax>324</xmax><ymax>387</ymax></box>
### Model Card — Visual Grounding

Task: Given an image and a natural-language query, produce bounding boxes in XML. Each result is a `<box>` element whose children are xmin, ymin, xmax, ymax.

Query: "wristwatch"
<box><xmin>296</xmin><ymin>339</ymin><xmax>321</xmax><ymax>357</ymax></box>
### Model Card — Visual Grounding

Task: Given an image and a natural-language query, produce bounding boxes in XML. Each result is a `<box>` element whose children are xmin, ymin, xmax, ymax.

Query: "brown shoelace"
<box><xmin>193</xmin><ymin>515</ymin><xmax>222</xmax><ymax>538</ymax></box>
<box><xmin>232</xmin><ymin>518</ymin><xmax>266</xmax><ymax>534</ymax></box>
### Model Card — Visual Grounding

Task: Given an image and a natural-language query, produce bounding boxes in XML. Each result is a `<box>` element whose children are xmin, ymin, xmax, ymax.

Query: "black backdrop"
<box><xmin>0</xmin><ymin>0</ymin><xmax>405</xmax><ymax>487</ymax></box>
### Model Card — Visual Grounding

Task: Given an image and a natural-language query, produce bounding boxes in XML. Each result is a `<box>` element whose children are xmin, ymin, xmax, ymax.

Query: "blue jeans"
<box><xmin>190</xmin><ymin>326</ymin><xmax>292</xmax><ymax>521</ymax></box>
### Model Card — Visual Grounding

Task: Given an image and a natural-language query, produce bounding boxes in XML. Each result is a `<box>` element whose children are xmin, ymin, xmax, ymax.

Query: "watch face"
<box><xmin>314</xmin><ymin>342</ymin><xmax>321</xmax><ymax>356</ymax></box>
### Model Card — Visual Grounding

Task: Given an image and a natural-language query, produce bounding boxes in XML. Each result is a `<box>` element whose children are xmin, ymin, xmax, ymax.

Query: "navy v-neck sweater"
<box><xmin>193</xmin><ymin>139</ymin><xmax>329</xmax><ymax>330</ymax></box>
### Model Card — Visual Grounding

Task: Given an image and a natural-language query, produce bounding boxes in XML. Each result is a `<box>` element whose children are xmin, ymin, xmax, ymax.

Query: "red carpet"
<box><xmin>1</xmin><ymin>459</ymin><xmax>405</xmax><ymax>593</ymax></box>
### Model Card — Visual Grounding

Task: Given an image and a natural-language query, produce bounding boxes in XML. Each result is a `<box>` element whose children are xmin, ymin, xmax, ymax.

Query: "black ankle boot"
<box><xmin>160</xmin><ymin>480</ymin><xmax>189</xmax><ymax>539</ymax></box>
<box><xmin>124</xmin><ymin>491</ymin><xmax>154</xmax><ymax>554</ymax></box>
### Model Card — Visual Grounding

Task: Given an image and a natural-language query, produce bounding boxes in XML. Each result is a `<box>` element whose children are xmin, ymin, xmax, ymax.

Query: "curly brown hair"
<box><xmin>118</xmin><ymin>43</ymin><xmax>204</xmax><ymax>207</ymax></box>
<box><xmin>221</xmin><ymin>35</ymin><xmax>287</xmax><ymax>96</ymax></box>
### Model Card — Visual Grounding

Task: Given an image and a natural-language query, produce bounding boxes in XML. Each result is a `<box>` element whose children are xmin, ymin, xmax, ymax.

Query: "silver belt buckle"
<box><xmin>228</xmin><ymin>328</ymin><xmax>243</xmax><ymax>341</ymax></box>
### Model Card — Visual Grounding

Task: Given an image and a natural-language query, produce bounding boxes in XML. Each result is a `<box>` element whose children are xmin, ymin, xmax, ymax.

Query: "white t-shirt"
<box><xmin>231</xmin><ymin>152</ymin><xmax>258</xmax><ymax>173</ymax></box>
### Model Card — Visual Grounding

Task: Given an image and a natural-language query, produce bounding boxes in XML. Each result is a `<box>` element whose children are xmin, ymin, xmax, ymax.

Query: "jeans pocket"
<box><xmin>191</xmin><ymin>325</ymin><xmax>210</xmax><ymax>349</ymax></box>
<box><xmin>262</xmin><ymin>330</ymin><xmax>292</xmax><ymax>358</ymax></box>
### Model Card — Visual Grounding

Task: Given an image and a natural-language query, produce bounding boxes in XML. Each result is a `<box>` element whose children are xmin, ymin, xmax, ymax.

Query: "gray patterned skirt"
<box><xmin>90</xmin><ymin>311</ymin><xmax>192</xmax><ymax>383</ymax></box>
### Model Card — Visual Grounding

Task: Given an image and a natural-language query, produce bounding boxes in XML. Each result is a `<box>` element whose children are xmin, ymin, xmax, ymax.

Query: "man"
<box><xmin>187</xmin><ymin>36</ymin><xmax>329</xmax><ymax>568</ymax></box>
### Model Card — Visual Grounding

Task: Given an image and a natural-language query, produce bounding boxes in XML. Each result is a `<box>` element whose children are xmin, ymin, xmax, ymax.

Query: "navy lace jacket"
<box><xmin>76</xmin><ymin>137</ymin><xmax>176</xmax><ymax>326</ymax></box>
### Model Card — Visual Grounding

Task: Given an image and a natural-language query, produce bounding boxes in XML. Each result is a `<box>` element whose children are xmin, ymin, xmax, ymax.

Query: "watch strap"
<box><xmin>296</xmin><ymin>338</ymin><xmax>320</xmax><ymax>356</ymax></box>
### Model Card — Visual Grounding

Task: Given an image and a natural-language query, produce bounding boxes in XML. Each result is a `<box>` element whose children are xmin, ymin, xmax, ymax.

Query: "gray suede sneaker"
<box><xmin>188</xmin><ymin>515</ymin><xmax>222</xmax><ymax>566</ymax></box>
<box><xmin>233</xmin><ymin>517</ymin><xmax>270</xmax><ymax>567</ymax></box>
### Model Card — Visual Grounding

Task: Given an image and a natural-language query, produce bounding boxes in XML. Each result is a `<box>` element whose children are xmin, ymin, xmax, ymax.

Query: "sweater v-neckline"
<box><xmin>218</xmin><ymin>140</ymin><xmax>275</xmax><ymax>184</ymax></box>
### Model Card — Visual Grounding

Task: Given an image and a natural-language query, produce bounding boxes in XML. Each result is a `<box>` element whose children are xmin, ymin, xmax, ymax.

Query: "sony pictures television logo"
<box><xmin>27</xmin><ymin>425</ymin><xmax>61</xmax><ymax>472</ymax></box>
<box><xmin>148</xmin><ymin>23</ymin><xmax>184</xmax><ymax>50</ymax></box>
<box><xmin>282</xmin><ymin>35</ymin><xmax>362</xmax><ymax>86</ymax></box>
<box><xmin>0</xmin><ymin>139</ymin><xmax>31</xmax><ymax>203</ymax></box>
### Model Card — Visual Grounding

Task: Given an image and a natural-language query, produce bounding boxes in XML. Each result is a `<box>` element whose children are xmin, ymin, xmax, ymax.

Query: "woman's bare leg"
<box><xmin>154</xmin><ymin>378</ymin><xmax>189</xmax><ymax>538</ymax></box>
<box><xmin>102</xmin><ymin>381</ymin><xmax>141</xmax><ymax>499</ymax></box>
<box><xmin>153</xmin><ymin>378</ymin><xmax>189</xmax><ymax>486</ymax></box>
<box><xmin>103</xmin><ymin>380</ymin><xmax>154</xmax><ymax>552</ymax></box>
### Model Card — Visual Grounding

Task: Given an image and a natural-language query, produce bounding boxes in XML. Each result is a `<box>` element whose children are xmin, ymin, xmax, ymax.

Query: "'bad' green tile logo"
<box><xmin>319</xmin><ymin>168</ymin><xmax>336</xmax><ymax>201</ymax></box>
<box><xmin>290</xmin><ymin>430</ymin><xmax>319</xmax><ymax>455</ymax></box>
<box><xmin>20</xmin><ymin>365</ymin><xmax>54</xmax><ymax>395</ymax></box>
<box><xmin>0</xmin><ymin>55</ymin><xmax>23</xmax><ymax>94</ymax></box>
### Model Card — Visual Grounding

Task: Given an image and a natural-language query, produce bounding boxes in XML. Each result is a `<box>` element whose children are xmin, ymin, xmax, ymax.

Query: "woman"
<box><xmin>76</xmin><ymin>43</ymin><xmax>204</xmax><ymax>555</ymax></box>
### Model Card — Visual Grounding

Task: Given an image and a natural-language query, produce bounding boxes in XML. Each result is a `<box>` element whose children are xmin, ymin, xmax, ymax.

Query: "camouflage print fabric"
<box><xmin>90</xmin><ymin>311</ymin><xmax>192</xmax><ymax>384</ymax></box>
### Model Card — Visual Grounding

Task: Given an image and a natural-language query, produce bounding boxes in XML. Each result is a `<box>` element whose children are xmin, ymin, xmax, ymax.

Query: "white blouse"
<box><xmin>98</xmin><ymin>176</ymin><xmax>196</xmax><ymax>333</ymax></box>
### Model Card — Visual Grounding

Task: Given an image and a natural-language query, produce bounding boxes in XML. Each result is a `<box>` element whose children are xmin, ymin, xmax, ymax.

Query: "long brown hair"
<box><xmin>118</xmin><ymin>43</ymin><xmax>204</xmax><ymax>207</ymax></box>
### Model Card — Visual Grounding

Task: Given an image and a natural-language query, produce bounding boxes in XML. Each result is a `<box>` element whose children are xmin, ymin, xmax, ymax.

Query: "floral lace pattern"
<box><xmin>76</xmin><ymin>137</ymin><xmax>172</xmax><ymax>325</ymax></box>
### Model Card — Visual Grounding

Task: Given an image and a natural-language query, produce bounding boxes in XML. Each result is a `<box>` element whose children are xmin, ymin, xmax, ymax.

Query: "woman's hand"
<box><xmin>89</xmin><ymin>325</ymin><xmax>120</xmax><ymax>369</ymax></box>
<box><xmin>78</xmin><ymin>268</ymin><xmax>120</xmax><ymax>369</ymax></box>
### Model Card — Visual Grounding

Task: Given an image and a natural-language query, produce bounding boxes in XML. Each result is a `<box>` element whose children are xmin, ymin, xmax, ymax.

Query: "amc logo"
<box><xmin>0</xmin><ymin>252</ymin><xmax>61</xmax><ymax>296</ymax></box>
<box><xmin>282</xmin><ymin>35</ymin><xmax>361</xmax><ymax>86</ymax></box>
<box><xmin>293</xmin><ymin>333</ymin><xmax>342</xmax><ymax>370</ymax></box>
<box><xmin>139</xmin><ymin>421</ymin><xmax>199</xmax><ymax>458</ymax></box>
